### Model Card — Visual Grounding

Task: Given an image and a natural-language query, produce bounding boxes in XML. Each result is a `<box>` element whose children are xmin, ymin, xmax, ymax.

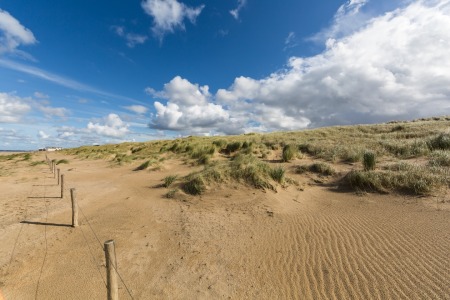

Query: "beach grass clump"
<box><xmin>226</xmin><ymin>141</ymin><xmax>242</xmax><ymax>154</ymax></box>
<box><xmin>230</xmin><ymin>154</ymin><xmax>274</xmax><ymax>190</ymax></box>
<box><xmin>381</xmin><ymin>140</ymin><xmax>429</xmax><ymax>158</ymax></box>
<box><xmin>134</xmin><ymin>160</ymin><xmax>151</xmax><ymax>171</ymax></box>
<box><xmin>428</xmin><ymin>150</ymin><xmax>450</xmax><ymax>167</ymax></box>
<box><xmin>269</xmin><ymin>166</ymin><xmax>285</xmax><ymax>183</ymax></box>
<box><xmin>343</xmin><ymin>164</ymin><xmax>442</xmax><ymax>195</ymax></box>
<box><xmin>182</xmin><ymin>174</ymin><xmax>206</xmax><ymax>195</ymax></box>
<box><xmin>30</xmin><ymin>160</ymin><xmax>46</xmax><ymax>166</ymax></box>
<box><xmin>212</xmin><ymin>139</ymin><xmax>227</xmax><ymax>149</ymax></box>
<box><xmin>23</xmin><ymin>153</ymin><xmax>32</xmax><ymax>161</ymax></box>
<box><xmin>295</xmin><ymin>162</ymin><xmax>336</xmax><ymax>176</ymax></box>
<box><xmin>427</xmin><ymin>133</ymin><xmax>450</xmax><ymax>150</ymax></box>
<box><xmin>282</xmin><ymin>144</ymin><xmax>297</xmax><ymax>162</ymax></box>
<box><xmin>163</xmin><ymin>175</ymin><xmax>178</xmax><ymax>188</ymax></box>
<box><xmin>56</xmin><ymin>159</ymin><xmax>69</xmax><ymax>165</ymax></box>
<box><xmin>363</xmin><ymin>151</ymin><xmax>376</xmax><ymax>171</ymax></box>
<box><xmin>164</xmin><ymin>189</ymin><xmax>178</xmax><ymax>199</ymax></box>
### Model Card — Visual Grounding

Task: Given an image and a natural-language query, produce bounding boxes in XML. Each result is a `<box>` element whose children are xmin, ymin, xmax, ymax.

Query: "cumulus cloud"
<box><xmin>0</xmin><ymin>93</ymin><xmax>31</xmax><ymax>123</ymax></box>
<box><xmin>124</xmin><ymin>105</ymin><xmax>148</xmax><ymax>115</ymax></box>
<box><xmin>148</xmin><ymin>76</ymin><xmax>229</xmax><ymax>133</ymax></box>
<box><xmin>141</xmin><ymin>0</ymin><xmax>204</xmax><ymax>38</ymax></box>
<box><xmin>0</xmin><ymin>9</ymin><xmax>36</xmax><ymax>54</ymax></box>
<box><xmin>230</xmin><ymin>0</ymin><xmax>248</xmax><ymax>20</ymax></box>
<box><xmin>149</xmin><ymin>0</ymin><xmax>450</xmax><ymax>134</ymax></box>
<box><xmin>112</xmin><ymin>25</ymin><xmax>148</xmax><ymax>48</ymax></box>
<box><xmin>87</xmin><ymin>113</ymin><xmax>130</xmax><ymax>138</ymax></box>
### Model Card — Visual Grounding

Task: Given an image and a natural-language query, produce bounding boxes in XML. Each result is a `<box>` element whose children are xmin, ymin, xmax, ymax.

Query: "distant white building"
<box><xmin>39</xmin><ymin>147</ymin><xmax>63</xmax><ymax>152</ymax></box>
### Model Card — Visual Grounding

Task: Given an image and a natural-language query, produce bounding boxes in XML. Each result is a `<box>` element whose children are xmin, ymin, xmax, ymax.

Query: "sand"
<box><xmin>0</xmin><ymin>152</ymin><xmax>449</xmax><ymax>299</ymax></box>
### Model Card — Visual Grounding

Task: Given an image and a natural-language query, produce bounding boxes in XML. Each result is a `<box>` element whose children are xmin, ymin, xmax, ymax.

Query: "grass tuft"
<box><xmin>269</xmin><ymin>166</ymin><xmax>285</xmax><ymax>183</ymax></box>
<box><xmin>282</xmin><ymin>144</ymin><xmax>297</xmax><ymax>162</ymax></box>
<box><xmin>134</xmin><ymin>160</ymin><xmax>151</xmax><ymax>171</ymax></box>
<box><xmin>56</xmin><ymin>159</ymin><xmax>69</xmax><ymax>165</ymax></box>
<box><xmin>363</xmin><ymin>151</ymin><xmax>376</xmax><ymax>171</ymax></box>
<box><xmin>163</xmin><ymin>175</ymin><xmax>178</xmax><ymax>188</ymax></box>
<box><xmin>182</xmin><ymin>175</ymin><xmax>206</xmax><ymax>195</ymax></box>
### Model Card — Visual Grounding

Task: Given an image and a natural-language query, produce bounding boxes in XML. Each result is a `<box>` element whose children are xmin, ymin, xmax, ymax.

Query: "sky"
<box><xmin>0</xmin><ymin>0</ymin><xmax>449</xmax><ymax>150</ymax></box>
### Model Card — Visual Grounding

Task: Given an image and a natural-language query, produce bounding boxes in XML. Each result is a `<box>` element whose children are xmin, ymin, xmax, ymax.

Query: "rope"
<box><xmin>77</xmin><ymin>203</ymin><xmax>135</xmax><ymax>299</ymax></box>
<box><xmin>78</xmin><ymin>223</ymin><xmax>107</xmax><ymax>287</ymax></box>
<box><xmin>34</xmin><ymin>169</ymin><xmax>49</xmax><ymax>300</ymax></box>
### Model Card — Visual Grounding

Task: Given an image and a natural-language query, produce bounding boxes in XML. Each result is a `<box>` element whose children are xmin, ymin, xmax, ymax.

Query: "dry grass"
<box><xmin>61</xmin><ymin>116</ymin><xmax>450</xmax><ymax>196</ymax></box>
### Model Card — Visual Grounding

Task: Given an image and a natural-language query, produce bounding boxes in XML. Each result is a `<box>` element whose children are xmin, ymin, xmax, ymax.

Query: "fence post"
<box><xmin>104</xmin><ymin>240</ymin><xmax>119</xmax><ymax>300</ymax></box>
<box><xmin>57</xmin><ymin>169</ymin><xmax>60</xmax><ymax>185</ymax></box>
<box><xmin>60</xmin><ymin>174</ymin><xmax>64</xmax><ymax>198</ymax></box>
<box><xmin>53</xmin><ymin>162</ymin><xmax>56</xmax><ymax>178</ymax></box>
<box><xmin>70</xmin><ymin>188</ymin><xmax>78</xmax><ymax>227</ymax></box>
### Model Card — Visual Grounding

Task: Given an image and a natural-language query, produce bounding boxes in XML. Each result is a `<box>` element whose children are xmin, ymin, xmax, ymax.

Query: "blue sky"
<box><xmin>0</xmin><ymin>0</ymin><xmax>449</xmax><ymax>150</ymax></box>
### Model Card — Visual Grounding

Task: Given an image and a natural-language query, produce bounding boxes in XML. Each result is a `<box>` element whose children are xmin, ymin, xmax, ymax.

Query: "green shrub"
<box><xmin>269</xmin><ymin>166</ymin><xmax>285</xmax><ymax>183</ymax></box>
<box><xmin>163</xmin><ymin>175</ymin><xmax>178</xmax><ymax>188</ymax></box>
<box><xmin>282</xmin><ymin>144</ymin><xmax>297</xmax><ymax>162</ymax></box>
<box><xmin>363</xmin><ymin>151</ymin><xmax>376</xmax><ymax>171</ymax></box>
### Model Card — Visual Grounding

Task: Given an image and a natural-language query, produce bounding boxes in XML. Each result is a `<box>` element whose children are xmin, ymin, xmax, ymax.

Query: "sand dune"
<box><xmin>1</xmin><ymin>153</ymin><xmax>449</xmax><ymax>299</ymax></box>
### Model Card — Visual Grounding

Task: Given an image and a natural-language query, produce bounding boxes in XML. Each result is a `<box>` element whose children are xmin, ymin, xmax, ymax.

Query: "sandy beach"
<box><xmin>0</xmin><ymin>151</ymin><xmax>449</xmax><ymax>299</ymax></box>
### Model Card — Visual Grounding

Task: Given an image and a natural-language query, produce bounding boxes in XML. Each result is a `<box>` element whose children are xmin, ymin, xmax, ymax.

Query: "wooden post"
<box><xmin>53</xmin><ymin>162</ymin><xmax>56</xmax><ymax>178</ymax></box>
<box><xmin>60</xmin><ymin>174</ymin><xmax>64</xmax><ymax>198</ymax></box>
<box><xmin>57</xmin><ymin>169</ymin><xmax>60</xmax><ymax>185</ymax></box>
<box><xmin>104</xmin><ymin>240</ymin><xmax>119</xmax><ymax>300</ymax></box>
<box><xmin>70</xmin><ymin>188</ymin><xmax>78</xmax><ymax>227</ymax></box>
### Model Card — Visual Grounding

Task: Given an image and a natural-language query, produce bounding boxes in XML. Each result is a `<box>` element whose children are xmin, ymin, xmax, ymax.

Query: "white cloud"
<box><xmin>284</xmin><ymin>32</ymin><xmax>297</xmax><ymax>51</ymax></box>
<box><xmin>38</xmin><ymin>130</ymin><xmax>49</xmax><ymax>139</ymax></box>
<box><xmin>148</xmin><ymin>76</ymin><xmax>229</xmax><ymax>133</ymax></box>
<box><xmin>124</xmin><ymin>105</ymin><xmax>148</xmax><ymax>114</ymax></box>
<box><xmin>0</xmin><ymin>9</ymin><xmax>36</xmax><ymax>54</ymax></box>
<box><xmin>112</xmin><ymin>25</ymin><xmax>148</xmax><ymax>48</ymax></box>
<box><xmin>38</xmin><ymin>105</ymin><xmax>68</xmax><ymax>118</ymax></box>
<box><xmin>0</xmin><ymin>93</ymin><xmax>31</xmax><ymax>123</ymax></box>
<box><xmin>311</xmin><ymin>0</ymin><xmax>370</xmax><ymax>43</ymax></box>
<box><xmin>34</xmin><ymin>91</ymin><xmax>49</xmax><ymax>99</ymax></box>
<box><xmin>149</xmin><ymin>0</ymin><xmax>450</xmax><ymax>134</ymax></box>
<box><xmin>0</xmin><ymin>59</ymin><xmax>145</xmax><ymax>105</ymax></box>
<box><xmin>141</xmin><ymin>0</ymin><xmax>204</xmax><ymax>38</ymax></box>
<box><xmin>87</xmin><ymin>113</ymin><xmax>130</xmax><ymax>138</ymax></box>
<box><xmin>230</xmin><ymin>0</ymin><xmax>248</xmax><ymax>20</ymax></box>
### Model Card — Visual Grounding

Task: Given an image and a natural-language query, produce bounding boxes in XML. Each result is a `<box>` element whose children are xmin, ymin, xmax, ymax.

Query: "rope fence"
<box><xmin>6</xmin><ymin>154</ymin><xmax>135</xmax><ymax>299</ymax></box>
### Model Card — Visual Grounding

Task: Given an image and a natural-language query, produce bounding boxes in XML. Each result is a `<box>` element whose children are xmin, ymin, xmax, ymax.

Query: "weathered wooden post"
<box><xmin>70</xmin><ymin>188</ymin><xmax>78</xmax><ymax>227</ymax></box>
<box><xmin>104</xmin><ymin>240</ymin><xmax>119</xmax><ymax>300</ymax></box>
<box><xmin>57</xmin><ymin>169</ymin><xmax>60</xmax><ymax>185</ymax></box>
<box><xmin>53</xmin><ymin>162</ymin><xmax>56</xmax><ymax>178</ymax></box>
<box><xmin>60</xmin><ymin>174</ymin><xmax>64</xmax><ymax>198</ymax></box>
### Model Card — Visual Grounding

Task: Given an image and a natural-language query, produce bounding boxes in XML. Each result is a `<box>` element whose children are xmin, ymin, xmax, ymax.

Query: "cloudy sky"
<box><xmin>0</xmin><ymin>0</ymin><xmax>449</xmax><ymax>150</ymax></box>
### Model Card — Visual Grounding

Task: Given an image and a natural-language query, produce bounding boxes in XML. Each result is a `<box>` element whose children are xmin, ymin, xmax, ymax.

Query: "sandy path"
<box><xmin>1</xmin><ymin>153</ymin><xmax>449</xmax><ymax>299</ymax></box>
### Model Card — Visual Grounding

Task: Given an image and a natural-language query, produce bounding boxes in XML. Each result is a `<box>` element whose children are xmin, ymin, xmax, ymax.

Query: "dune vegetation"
<box><xmin>62</xmin><ymin>116</ymin><xmax>450</xmax><ymax>196</ymax></box>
